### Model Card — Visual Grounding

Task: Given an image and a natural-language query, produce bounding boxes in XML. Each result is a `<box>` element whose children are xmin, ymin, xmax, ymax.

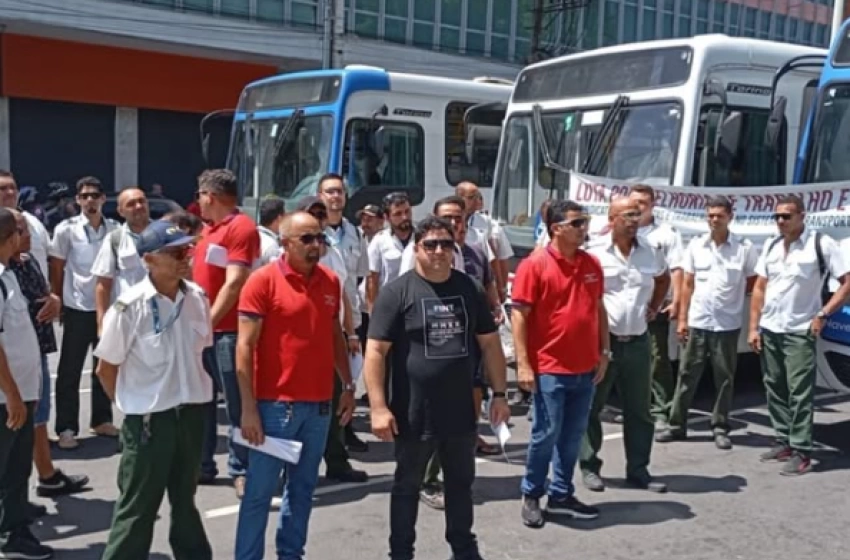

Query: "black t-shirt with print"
<box><xmin>368</xmin><ymin>269</ymin><xmax>497</xmax><ymax>439</ymax></box>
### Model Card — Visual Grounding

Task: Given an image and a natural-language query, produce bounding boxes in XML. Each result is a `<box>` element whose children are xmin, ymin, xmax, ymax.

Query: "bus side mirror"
<box><xmin>764</xmin><ymin>96</ymin><xmax>787</xmax><ymax>149</ymax></box>
<box><xmin>199</xmin><ymin>109</ymin><xmax>235</xmax><ymax>168</ymax></box>
<box><xmin>718</xmin><ymin>111</ymin><xmax>743</xmax><ymax>157</ymax></box>
<box><xmin>372</xmin><ymin>126</ymin><xmax>386</xmax><ymax>156</ymax></box>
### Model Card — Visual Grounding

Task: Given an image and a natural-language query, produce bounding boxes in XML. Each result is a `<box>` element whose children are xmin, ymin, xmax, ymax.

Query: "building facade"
<box><xmin>0</xmin><ymin>0</ymin><xmax>839</xmax><ymax>204</ymax></box>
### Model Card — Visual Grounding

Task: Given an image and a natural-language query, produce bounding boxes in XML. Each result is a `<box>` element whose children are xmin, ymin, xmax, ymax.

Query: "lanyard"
<box><xmin>150</xmin><ymin>296</ymin><xmax>184</xmax><ymax>334</ymax></box>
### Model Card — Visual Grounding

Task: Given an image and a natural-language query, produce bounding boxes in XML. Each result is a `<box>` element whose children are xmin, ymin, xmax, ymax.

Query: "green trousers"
<box><xmin>580</xmin><ymin>333</ymin><xmax>655</xmax><ymax>479</ymax></box>
<box><xmin>324</xmin><ymin>375</ymin><xmax>353</xmax><ymax>474</ymax></box>
<box><xmin>649</xmin><ymin>315</ymin><xmax>674</xmax><ymax>423</ymax></box>
<box><xmin>102</xmin><ymin>404</ymin><xmax>212</xmax><ymax>560</ymax></box>
<box><xmin>668</xmin><ymin>328</ymin><xmax>739</xmax><ymax>435</ymax></box>
<box><xmin>760</xmin><ymin>330</ymin><xmax>817</xmax><ymax>453</ymax></box>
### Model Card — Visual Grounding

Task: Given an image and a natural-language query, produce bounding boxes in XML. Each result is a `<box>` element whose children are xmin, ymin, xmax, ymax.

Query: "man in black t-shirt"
<box><xmin>365</xmin><ymin>216</ymin><xmax>510</xmax><ymax>560</ymax></box>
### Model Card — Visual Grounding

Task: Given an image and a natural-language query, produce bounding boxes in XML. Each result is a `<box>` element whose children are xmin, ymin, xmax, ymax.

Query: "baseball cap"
<box><xmin>356</xmin><ymin>204</ymin><xmax>383</xmax><ymax>219</ymax></box>
<box><xmin>295</xmin><ymin>196</ymin><xmax>327</xmax><ymax>213</ymax></box>
<box><xmin>135</xmin><ymin>220</ymin><xmax>197</xmax><ymax>256</ymax></box>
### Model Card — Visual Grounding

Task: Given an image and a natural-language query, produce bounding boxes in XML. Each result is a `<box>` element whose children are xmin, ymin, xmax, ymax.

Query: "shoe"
<box><xmin>36</xmin><ymin>470</ymin><xmax>89</xmax><ymax>497</ymax></box>
<box><xmin>197</xmin><ymin>472</ymin><xmax>217</xmax><ymax>485</ymax></box>
<box><xmin>420</xmin><ymin>487</ymin><xmax>445</xmax><ymax>510</ymax></box>
<box><xmin>90</xmin><ymin>423</ymin><xmax>120</xmax><ymax>438</ymax></box>
<box><xmin>714</xmin><ymin>433</ymin><xmax>732</xmax><ymax>450</ymax></box>
<box><xmin>582</xmin><ymin>471</ymin><xmax>605</xmax><ymax>492</ymax></box>
<box><xmin>510</xmin><ymin>391</ymin><xmax>531</xmax><ymax>406</ymax></box>
<box><xmin>546</xmin><ymin>495</ymin><xmax>599</xmax><ymax>520</ymax></box>
<box><xmin>0</xmin><ymin>530</ymin><xmax>54</xmax><ymax>559</ymax></box>
<box><xmin>780</xmin><ymin>452</ymin><xmax>812</xmax><ymax>476</ymax></box>
<box><xmin>233</xmin><ymin>476</ymin><xmax>246</xmax><ymax>500</ymax></box>
<box><xmin>326</xmin><ymin>469</ymin><xmax>368</xmax><ymax>483</ymax></box>
<box><xmin>625</xmin><ymin>473</ymin><xmax>667</xmax><ymax>493</ymax></box>
<box><xmin>655</xmin><ymin>429</ymin><xmax>686</xmax><ymax>443</ymax></box>
<box><xmin>24</xmin><ymin>502</ymin><xmax>47</xmax><ymax>523</ymax></box>
<box><xmin>521</xmin><ymin>496</ymin><xmax>545</xmax><ymax>528</ymax></box>
<box><xmin>57</xmin><ymin>430</ymin><xmax>78</xmax><ymax>450</ymax></box>
<box><xmin>760</xmin><ymin>443</ymin><xmax>793</xmax><ymax>462</ymax></box>
<box><xmin>344</xmin><ymin>432</ymin><xmax>369</xmax><ymax>453</ymax></box>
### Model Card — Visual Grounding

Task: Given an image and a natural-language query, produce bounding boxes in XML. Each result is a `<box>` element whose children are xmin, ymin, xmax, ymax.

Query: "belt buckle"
<box><xmin>615</xmin><ymin>335</ymin><xmax>632</xmax><ymax>343</ymax></box>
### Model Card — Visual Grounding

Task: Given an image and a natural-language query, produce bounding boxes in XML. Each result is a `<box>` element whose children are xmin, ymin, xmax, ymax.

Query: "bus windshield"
<box><xmin>229</xmin><ymin>114</ymin><xmax>334</xmax><ymax>202</ymax></box>
<box><xmin>494</xmin><ymin>101</ymin><xmax>682</xmax><ymax>227</ymax></box>
<box><xmin>804</xmin><ymin>84</ymin><xmax>850</xmax><ymax>183</ymax></box>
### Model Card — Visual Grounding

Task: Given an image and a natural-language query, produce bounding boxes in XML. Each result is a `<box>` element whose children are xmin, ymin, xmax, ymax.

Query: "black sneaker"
<box><xmin>326</xmin><ymin>469</ymin><xmax>368</xmax><ymax>483</ymax></box>
<box><xmin>0</xmin><ymin>531</ymin><xmax>54</xmax><ymax>559</ymax></box>
<box><xmin>36</xmin><ymin>469</ymin><xmax>89</xmax><ymax>497</ymax></box>
<box><xmin>546</xmin><ymin>495</ymin><xmax>599</xmax><ymax>520</ymax></box>
<box><xmin>760</xmin><ymin>443</ymin><xmax>793</xmax><ymax>463</ymax></box>
<box><xmin>780</xmin><ymin>452</ymin><xmax>812</xmax><ymax>476</ymax></box>
<box><xmin>521</xmin><ymin>496</ymin><xmax>545</xmax><ymax>528</ymax></box>
<box><xmin>344</xmin><ymin>432</ymin><xmax>369</xmax><ymax>453</ymax></box>
<box><xmin>24</xmin><ymin>502</ymin><xmax>47</xmax><ymax>523</ymax></box>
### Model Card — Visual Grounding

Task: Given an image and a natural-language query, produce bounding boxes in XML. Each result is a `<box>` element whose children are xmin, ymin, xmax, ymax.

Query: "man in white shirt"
<box><xmin>629</xmin><ymin>185</ymin><xmax>684</xmax><ymax>430</ymax></box>
<box><xmin>50</xmin><ymin>176</ymin><xmax>119</xmax><ymax>450</ymax></box>
<box><xmin>92</xmin><ymin>187</ymin><xmax>151</xmax><ymax>332</ymax></box>
<box><xmin>0</xmin><ymin>208</ymin><xmax>54</xmax><ymax>560</ymax></box>
<box><xmin>94</xmin><ymin>220</ymin><xmax>213</xmax><ymax>560</ymax></box>
<box><xmin>256</xmin><ymin>196</ymin><xmax>285</xmax><ymax>266</ymax></box>
<box><xmin>582</xmin><ymin>197</ymin><xmax>670</xmax><ymax>494</ymax></box>
<box><xmin>749</xmin><ymin>194</ymin><xmax>850</xmax><ymax>476</ymax></box>
<box><xmin>657</xmin><ymin>196</ymin><xmax>758</xmax><ymax>450</ymax></box>
<box><xmin>366</xmin><ymin>192</ymin><xmax>414</xmax><ymax>311</ymax></box>
<box><xmin>0</xmin><ymin>170</ymin><xmax>50</xmax><ymax>277</ymax></box>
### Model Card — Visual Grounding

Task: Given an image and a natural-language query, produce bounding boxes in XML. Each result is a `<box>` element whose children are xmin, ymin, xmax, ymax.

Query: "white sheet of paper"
<box><xmin>233</xmin><ymin>429</ymin><xmax>303</xmax><ymax>464</ymax></box>
<box><xmin>491</xmin><ymin>422</ymin><xmax>512</xmax><ymax>463</ymax></box>
<box><xmin>349</xmin><ymin>352</ymin><xmax>364</xmax><ymax>383</ymax></box>
<box><xmin>205</xmin><ymin>243</ymin><xmax>228</xmax><ymax>268</ymax></box>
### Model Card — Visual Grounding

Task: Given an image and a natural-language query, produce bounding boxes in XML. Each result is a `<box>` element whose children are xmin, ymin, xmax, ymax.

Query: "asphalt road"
<box><xmin>28</xmin><ymin>329</ymin><xmax>850</xmax><ymax>560</ymax></box>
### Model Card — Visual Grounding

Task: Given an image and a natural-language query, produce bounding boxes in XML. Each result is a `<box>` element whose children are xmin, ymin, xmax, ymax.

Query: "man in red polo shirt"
<box><xmin>512</xmin><ymin>199</ymin><xmax>610</xmax><ymax>529</ymax></box>
<box><xmin>192</xmin><ymin>169</ymin><xmax>260</xmax><ymax>496</ymax></box>
<box><xmin>234</xmin><ymin>211</ymin><xmax>355</xmax><ymax>560</ymax></box>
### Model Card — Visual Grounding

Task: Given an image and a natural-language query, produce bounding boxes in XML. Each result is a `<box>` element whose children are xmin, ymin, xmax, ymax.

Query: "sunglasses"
<box><xmin>421</xmin><ymin>239</ymin><xmax>454</xmax><ymax>252</ymax></box>
<box><xmin>78</xmin><ymin>192</ymin><xmax>103</xmax><ymax>200</ymax></box>
<box><xmin>556</xmin><ymin>217</ymin><xmax>589</xmax><ymax>229</ymax></box>
<box><xmin>772</xmin><ymin>212</ymin><xmax>795</xmax><ymax>222</ymax></box>
<box><xmin>295</xmin><ymin>233</ymin><xmax>329</xmax><ymax>246</ymax></box>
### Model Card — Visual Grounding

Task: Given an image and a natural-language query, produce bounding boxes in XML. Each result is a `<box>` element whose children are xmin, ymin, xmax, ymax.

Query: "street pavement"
<box><xmin>29</xmin><ymin>332</ymin><xmax>850</xmax><ymax>560</ymax></box>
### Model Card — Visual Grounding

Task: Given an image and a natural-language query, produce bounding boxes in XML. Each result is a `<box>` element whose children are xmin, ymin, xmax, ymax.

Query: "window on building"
<box><xmin>256</xmin><ymin>0</ymin><xmax>283</xmax><ymax>22</ymax></box>
<box><xmin>678</xmin><ymin>16</ymin><xmax>691</xmax><ymax>37</ymax></box>
<box><xmin>759</xmin><ymin>11</ymin><xmax>771</xmax><ymax>37</ymax></box>
<box><xmin>492</xmin><ymin>0</ymin><xmax>512</xmax><ymax>35</ymax></box>
<box><xmin>664</xmin><ymin>0</ymin><xmax>674</xmax><ymax>11</ymax></box>
<box><xmin>183</xmin><ymin>0</ymin><xmax>213</xmax><ymax>14</ymax></box>
<box><xmin>467</xmin><ymin>0</ymin><xmax>487</xmax><ymax>32</ymax></box>
<box><xmin>803</xmin><ymin>22</ymin><xmax>814</xmax><ymax>44</ymax></box>
<box><xmin>385</xmin><ymin>0</ymin><xmax>407</xmax><ymax>18</ymax></box>
<box><xmin>440</xmin><ymin>26</ymin><xmax>461</xmax><ymax>52</ymax></box>
<box><xmin>729</xmin><ymin>5</ymin><xmax>740</xmax><ymax>35</ymax></box>
<box><xmin>441</xmin><ymin>0</ymin><xmax>462</xmax><ymax>27</ymax></box>
<box><xmin>515</xmin><ymin>38</ymin><xmax>530</xmax><ymax>62</ymax></box>
<box><xmin>817</xmin><ymin>24</ymin><xmax>828</xmax><ymax>47</ymax></box>
<box><xmin>641</xmin><ymin>8</ymin><xmax>657</xmax><ymax>40</ymax></box>
<box><xmin>789</xmin><ymin>18</ymin><xmax>799</xmax><ymax>41</ymax></box>
<box><xmin>292</xmin><ymin>0</ymin><xmax>318</xmax><ymax>27</ymax></box>
<box><xmin>744</xmin><ymin>8</ymin><xmax>757</xmax><ymax>35</ymax></box>
<box><xmin>712</xmin><ymin>2</ymin><xmax>726</xmax><ymax>33</ymax></box>
<box><xmin>696</xmin><ymin>20</ymin><xmax>708</xmax><ymax>35</ymax></box>
<box><xmin>491</xmin><ymin>35</ymin><xmax>510</xmax><ymax>60</ymax></box>
<box><xmin>603</xmin><ymin>1</ymin><xmax>620</xmax><ymax>46</ymax></box>
<box><xmin>680</xmin><ymin>0</ymin><xmax>692</xmax><ymax>14</ymax></box>
<box><xmin>644</xmin><ymin>0</ymin><xmax>656</xmax><ymax>7</ymax></box>
<box><xmin>624</xmin><ymin>5</ymin><xmax>638</xmax><ymax>42</ymax></box>
<box><xmin>692</xmin><ymin>107</ymin><xmax>786</xmax><ymax>187</ymax></box>
<box><xmin>385</xmin><ymin>17</ymin><xmax>408</xmax><ymax>44</ymax></box>
<box><xmin>775</xmin><ymin>15</ymin><xmax>788</xmax><ymax>41</ymax></box>
<box><xmin>466</xmin><ymin>31</ymin><xmax>486</xmax><ymax>55</ymax></box>
<box><xmin>357</xmin><ymin>0</ymin><xmax>378</xmax><ymax>12</ymax></box>
<box><xmin>415</xmin><ymin>0</ymin><xmax>436</xmax><ymax>21</ymax></box>
<box><xmin>582</xmin><ymin>0</ymin><xmax>600</xmax><ymax>49</ymax></box>
<box><xmin>355</xmin><ymin>11</ymin><xmax>379</xmax><ymax>37</ymax></box>
<box><xmin>697</xmin><ymin>0</ymin><xmax>709</xmax><ymax>19</ymax></box>
<box><xmin>662</xmin><ymin>13</ymin><xmax>674</xmax><ymax>39</ymax></box>
<box><xmin>413</xmin><ymin>22</ymin><xmax>434</xmax><ymax>47</ymax></box>
<box><xmin>219</xmin><ymin>0</ymin><xmax>249</xmax><ymax>16</ymax></box>
<box><xmin>342</xmin><ymin>119</ymin><xmax>424</xmax><ymax>200</ymax></box>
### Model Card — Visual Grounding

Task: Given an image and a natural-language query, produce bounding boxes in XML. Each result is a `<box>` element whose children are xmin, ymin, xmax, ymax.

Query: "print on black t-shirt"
<box><xmin>422</xmin><ymin>295</ymin><xmax>469</xmax><ymax>358</ymax></box>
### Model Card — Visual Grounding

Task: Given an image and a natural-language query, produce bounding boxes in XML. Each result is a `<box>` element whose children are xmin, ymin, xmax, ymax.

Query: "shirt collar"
<box><xmin>140</xmin><ymin>275</ymin><xmax>187</xmax><ymax>301</ymax></box>
<box><xmin>701</xmin><ymin>232</ymin><xmax>738</xmax><ymax>248</ymax></box>
<box><xmin>258</xmin><ymin>225</ymin><xmax>279</xmax><ymax>240</ymax></box>
<box><xmin>209</xmin><ymin>209</ymin><xmax>241</xmax><ymax>231</ymax></box>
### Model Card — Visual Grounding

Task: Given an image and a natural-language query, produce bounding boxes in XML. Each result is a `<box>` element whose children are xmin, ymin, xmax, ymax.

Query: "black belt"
<box><xmin>612</xmin><ymin>332</ymin><xmax>647</xmax><ymax>343</ymax></box>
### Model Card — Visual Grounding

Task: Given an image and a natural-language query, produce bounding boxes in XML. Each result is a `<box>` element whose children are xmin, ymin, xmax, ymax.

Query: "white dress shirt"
<box><xmin>49</xmin><ymin>215</ymin><xmax>117</xmax><ymax>311</ymax></box>
<box><xmin>367</xmin><ymin>229</ymin><xmax>413</xmax><ymax>288</ymax></box>
<box><xmin>0</xmin><ymin>266</ymin><xmax>41</xmax><ymax>404</ymax></box>
<box><xmin>23</xmin><ymin>211</ymin><xmax>50</xmax><ymax>282</ymax></box>
<box><xmin>257</xmin><ymin>225</ymin><xmax>283</xmax><ymax>267</ymax></box>
<box><xmin>91</xmin><ymin>224</ymin><xmax>147</xmax><ymax>302</ymax></box>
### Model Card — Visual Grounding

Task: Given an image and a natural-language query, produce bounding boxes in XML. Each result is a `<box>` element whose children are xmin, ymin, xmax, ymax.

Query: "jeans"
<box><xmin>201</xmin><ymin>332</ymin><xmax>247</xmax><ymax>479</ymax></box>
<box><xmin>521</xmin><ymin>373</ymin><xmax>595</xmax><ymax>500</ymax></box>
<box><xmin>234</xmin><ymin>401</ymin><xmax>331</xmax><ymax>560</ymax></box>
<box><xmin>390</xmin><ymin>433</ymin><xmax>478</xmax><ymax>560</ymax></box>
<box><xmin>34</xmin><ymin>354</ymin><xmax>51</xmax><ymax>426</ymax></box>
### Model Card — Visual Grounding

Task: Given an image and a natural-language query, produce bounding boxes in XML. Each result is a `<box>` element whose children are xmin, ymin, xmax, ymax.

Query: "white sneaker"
<box><xmin>58</xmin><ymin>430</ymin><xmax>78</xmax><ymax>450</ymax></box>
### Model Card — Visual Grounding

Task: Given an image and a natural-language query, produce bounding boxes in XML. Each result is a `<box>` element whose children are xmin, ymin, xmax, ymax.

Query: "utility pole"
<box><xmin>530</xmin><ymin>0</ymin><xmax>545</xmax><ymax>63</ymax></box>
<box><xmin>322</xmin><ymin>0</ymin><xmax>346</xmax><ymax>68</ymax></box>
<box><xmin>832</xmin><ymin>0</ymin><xmax>845</xmax><ymax>41</ymax></box>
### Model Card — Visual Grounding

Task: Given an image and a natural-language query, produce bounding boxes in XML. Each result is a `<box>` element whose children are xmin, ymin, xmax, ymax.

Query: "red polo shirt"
<box><xmin>238</xmin><ymin>260</ymin><xmax>341</xmax><ymax>402</ymax></box>
<box><xmin>511</xmin><ymin>246</ymin><xmax>603</xmax><ymax>374</ymax></box>
<box><xmin>192</xmin><ymin>211</ymin><xmax>260</xmax><ymax>333</ymax></box>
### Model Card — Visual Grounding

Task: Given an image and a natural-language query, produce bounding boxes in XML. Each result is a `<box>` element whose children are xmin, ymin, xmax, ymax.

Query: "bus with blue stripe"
<box><xmin>215</xmin><ymin>65</ymin><xmax>512</xmax><ymax>220</ymax></box>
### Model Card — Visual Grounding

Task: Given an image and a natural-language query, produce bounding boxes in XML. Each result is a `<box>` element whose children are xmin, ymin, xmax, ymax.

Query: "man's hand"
<box><xmin>593</xmin><ymin>354</ymin><xmax>610</xmax><ymax>385</ymax></box>
<box><xmin>662</xmin><ymin>301</ymin><xmax>678</xmax><ymax>321</ymax></box>
<box><xmin>492</xmin><ymin>306</ymin><xmax>505</xmax><ymax>325</ymax></box>
<box><xmin>240</xmin><ymin>404</ymin><xmax>264</xmax><ymax>446</ymax></box>
<box><xmin>371</xmin><ymin>406</ymin><xmax>398</xmax><ymax>442</ymax></box>
<box><xmin>5</xmin><ymin>393</ymin><xmax>26</xmax><ymax>430</ymax></box>
<box><xmin>489</xmin><ymin>397</ymin><xmax>510</xmax><ymax>427</ymax></box>
<box><xmin>347</xmin><ymin>337</ymin><xmax>361</xmax><ymax>356</ymax></box>
<box><xmin>811</xmin><ymin>316</ymin><xmax>826</xmax><ymax>337</ymax></box>
<box><xmin>677</xmin><ymin>322</ymin><xmax>689</xmax><ymax>344</ymax></box>
<box><xmin>36</xmin><ymin>294</ymin><xmax>62</xmax><ymax>323</ymax></box>
<box><xmin>646</xmin><ymin>306</ymin><xmax>659</xmax><ymax>322</ymax></box>
<box><xmin>338</xmin><ymin>390</ymin><xmax>355</xmax><ymax>426</ymax></box>
<box><xmin>748</xmin><ymin>329</ymin><xmax>762</xmax><ymax>354</ymax></box>
<box><xmin>517</xmin><ymin>363</ymin><xmax>535</xmax><ymax>393</ymax></box>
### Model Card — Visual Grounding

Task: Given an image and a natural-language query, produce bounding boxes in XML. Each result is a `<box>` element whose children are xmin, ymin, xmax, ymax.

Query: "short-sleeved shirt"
<box><xmin>587</xmin><ymin>235</ymin><xmax>667</xmax><ymax>337</ymax></box>
<box><xmin>0</xmin><ymin>266</ymin><xmax>42</xmax><ymax>404</ymax></box>
<box><xmin>91</xmin><ymin>225</ymin><xmax>147</xmax><ymax>302</ymax></box>
<box><xmin>756</xmin><ymin>228</ymin><xmax>849</xmax><ymax>333</ymax></box>
<box><xmin>93</xmin><ymin>278</ymin><xmax>213</xmax><ymax>415</ymax></box>
<box><xmin>460</xmin><ymin>243</ymin><xmax>492</xmax><ymax>287</ymax></box>
<box><xmin>327</xmin><ymin>219</ymin><xmax>367</xmax><ymax>328</ymax></box>
<box><xmin>257</xmin><ymin>226</ymin><xmax>282</xmax><ymax>267</ymax></box>
<box><xmin>682</xmin><ymin>233</ymin><xmax>758</xmax><ymax>332</ymax></box>
<box><xmin>640</xmin><ymin>221</ymin><xmax>683</xmax><ymax>302</ymax></box>
<box><xmin>512</xmin><ymin>246</ymin><xmax>603</xmax><ymax>374</ymax></box>
<box><xmin>238</xmin><ymin>260</ymin><xmax>341</xmax><ymax>402</ymax></box>
<box><xmin>8</xmin><ymin>256</ymin><xmax>57</xmax><ymax>355</ymax></box>
<box><xmin>368</xmin><ymin>270</ymin><xmax>497</xmax><ymax>439</ymax></box>
<box><xmin>23</xmin><ymin>211</ymin><xmax>50</xmax><ymax>282</ymax></box>
<box><xmin>368</xmin><ymin>229</ymin><xmax>413</xmax><ymax>288</ymax></box>
<box><xmin>468</xmin><ymin>212</ymin><xmax>514</xmax><ymax>260</ymax></box>
<box><xmin>49</xmin><ymin>215</ymin><xmax>118</xmax><ymax>311</ymax></box>
<box><xmin>192</xmin><ymin>211</ymin><xmax>260</xmax><ymax>333</ymax></box>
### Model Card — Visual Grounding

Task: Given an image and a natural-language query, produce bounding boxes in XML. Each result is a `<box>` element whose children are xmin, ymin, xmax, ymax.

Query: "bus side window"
<box><xmin>445</xmin><ymin>101</ymin><xmax>504</xmax><ymax>188</ymax></box>
<box><xmin>693</xmin><ymin>107</ymin><xmax>786</xmax><ymax>187</ymax></box>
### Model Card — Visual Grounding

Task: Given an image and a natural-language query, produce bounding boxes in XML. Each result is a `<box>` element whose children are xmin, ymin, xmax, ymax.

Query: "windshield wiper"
<box><xmin>532</xmin><ymin>104</ymin><xmax>572</xmax><ymax>175</ymax></box>
<box><xmin>581</xmin><ymin>95</ymin><xmax>629</xmax><ymax>175</ymax></box>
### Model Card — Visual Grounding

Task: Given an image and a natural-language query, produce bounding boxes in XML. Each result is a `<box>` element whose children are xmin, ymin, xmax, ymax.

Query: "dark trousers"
<box><xmin>102</xmin><ymin>405</ymin><xmax>211</xmax><ymax>560</ymax></box>
<box><xmin>55</xmin><ymin>307</ymin><xmax>112</xmax><ymax>435</ymax></box>
<box><xmin>649</xmin><ymin>314</ymin><xmax>674</xmax><ymax>422</ymax></box>
<box><xmin>0</xmin><ymin>402</ymin><xmax>35</xmax><ymax>539</ymax></box>
<box><xmin>390</xmin><ymin>433</ymin><xmax>478</xmax><ymax>560</ymax></box>
<box><xmin>323</xmin><ymin>375</ymin><xmax>353</xmax><ymax>474</ymax></box>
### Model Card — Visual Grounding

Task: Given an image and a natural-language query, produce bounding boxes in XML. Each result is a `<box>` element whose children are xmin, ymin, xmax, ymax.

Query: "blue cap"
<box><xmin>135</xmin><ymin>220</ymin><xmax>196</xmax><ymax>256</ymax></box>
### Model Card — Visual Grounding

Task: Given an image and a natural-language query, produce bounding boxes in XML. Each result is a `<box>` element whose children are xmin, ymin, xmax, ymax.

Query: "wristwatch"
<box><xmin>492</xmin><ymin>391</ymin><xmax>507</xmax><ymax>399</ymax></box>
<box><xmin>816</xmin><ymin>310</ymin><xmax>827</xmax><ymax>319</ymax></box>
<box><xmin>343</xmin><ymin>383</ymin><xmax>356</xmax><ymax>393</ymax></box>
<box><xmin>601</xmin><ymin>348</ymin><xmax>613</xmax><ymax>359</ymax></box>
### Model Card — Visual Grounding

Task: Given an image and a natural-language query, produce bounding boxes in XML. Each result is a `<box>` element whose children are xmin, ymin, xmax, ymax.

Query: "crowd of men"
<box><xmin>0</xmin><ymin>165</ymin><xmax>845</xmax><ymax>560</ymax></box>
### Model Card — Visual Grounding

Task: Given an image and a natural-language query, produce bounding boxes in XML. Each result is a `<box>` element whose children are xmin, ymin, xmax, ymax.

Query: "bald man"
<box><xmin>92</xmin><ymin>186</ymin><xmax>151</xmax><ymax>332</ymax></box>
<box><xmin>581</xmin><ymin>196</ymin><xmax>670</xmax><ymax>494</ymax></box>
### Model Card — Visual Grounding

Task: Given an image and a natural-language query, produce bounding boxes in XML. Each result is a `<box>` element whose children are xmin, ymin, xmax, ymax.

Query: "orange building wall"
<box><xmin>0</xmin><ymin>34</ymin><xmax>277</xmax><ymax>113</ymax></box>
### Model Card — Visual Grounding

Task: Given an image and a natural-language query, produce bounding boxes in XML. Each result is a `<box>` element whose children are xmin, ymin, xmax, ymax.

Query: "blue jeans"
<box><xmin>34</xmin><ymin>355</ymin><xmax>51</xmax><ymax>426</ymax></box>
<box><xmin>521</xmin><ymin>372</ymin><xmax>595</xmax><ymax>500</ymax></box>
<box><xmin>200</xmin><ymin>332</ymin><xmax>247</xmax><ymax>479</ymax></box>
<box><xmin>234</xmin><ymin>400</ymin><xmax>331</xmax><ymax>560</ymax></box>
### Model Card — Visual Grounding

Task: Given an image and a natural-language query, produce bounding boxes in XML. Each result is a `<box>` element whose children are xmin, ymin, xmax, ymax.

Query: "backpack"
<box><xmin>109</xmin><ymin>228</ymin><xmax>123</xmax><ymax>263</ymax></box>
<box><xmin>766</xmin><ymin>232</ymin><xmax>829</xmax><ymax>304</ymax></box>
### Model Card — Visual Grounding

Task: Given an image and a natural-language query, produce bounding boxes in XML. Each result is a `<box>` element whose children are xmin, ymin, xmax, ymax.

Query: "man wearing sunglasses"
<box><xmin>748</xmin><ymin>195</ymin><xmax>850</xmax><ymax>476</ymax></box>
<box><xmin>94</xmin><ymin>220</ymin><xmax>213</xmax><ymax>560</ymax></box>
<box><xmin>581</xmin><ymin>196</ymin><xmax>670</xmax><ymax>494</ymax></box>
<box><xmin>365</xmin><ymin>215</ymin><xmax>509</xmax><ymax>560</ymax></box>
<box><xmin>49</xmin><ymin>176</ymin><xmax>119</xmax><ymax>451</ymax></box>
